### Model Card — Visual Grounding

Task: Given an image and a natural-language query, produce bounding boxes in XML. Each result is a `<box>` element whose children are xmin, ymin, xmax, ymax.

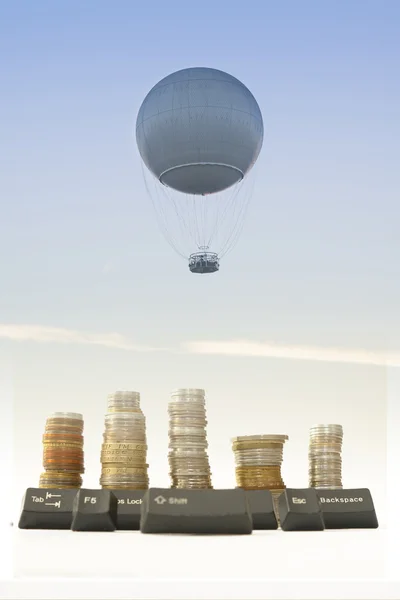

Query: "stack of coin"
<box><xmin>168</xmin><ymin>388</ymin><xmax>213</xmax><ymax>489</ymax></box>
<box><xmin>232</xmin><ymin>434</ymin><xmax>289</xmax><ymax>521</ymax></box>
<box><xmin>39</xmin><ymin>412</ymin><xmax>84</xmax><ymax>489</ymax></box>
<box><xmin>100</xmin><ymin>390</ymin><xmax>149</xmax><ymax>490</ymax></box>
<box><xmin>308</xmin><ymin>424</ymin><xmax>343</xmax><ymax>489</ymax></box>
<box><xmin>232</xmin><ymin>435</ymin><xmax>288</xmax><ymax>490</ymax></box>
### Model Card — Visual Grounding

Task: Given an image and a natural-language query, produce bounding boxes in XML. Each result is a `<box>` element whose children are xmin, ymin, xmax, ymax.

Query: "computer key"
<box><xmin>244</xmin><ymin>489</ymin><xmax>278</xmax><ymax>530</ymax></box>
<box><xmin>71</xmin><ymin>489</ymin><xmax>117</xmax><ymax>531</ymax></box>
<box><xmin>278</xmin><ymin>488</ymin><xmax>325</xmax><ymax>531</ymax></box>
<box><xmin>112</xmin><ymin>490</ymin><xmax>145</xmax><ymax>530</ymax></box>
<box><xmin>18</xmin><ymin>488</ymin><xmax>78</xmax><ymax>530</ymax></box>
<box><xmin>316</xmin><ymin>488</ymin><xmax>379</xmax><ymax>529</ymax></box>
<box><xmin>140</xmin><ymin>488</ymin><xmax>253</xmax><ymax>534</ymax></box>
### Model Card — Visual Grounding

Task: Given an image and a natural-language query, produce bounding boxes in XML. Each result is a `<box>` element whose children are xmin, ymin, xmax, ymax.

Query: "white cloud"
<box><xmin>0</xmin><ymin>324</ymin><xmax>163</xmax><ymax>353</ymax></box>
<box><xmin>184</xmin><ymin>339</ymin><xmax>400</xmax><ymax>367</ymax></box>
<box><xmin>1</xmin><ymin>323</ymin><xmax>399</xmax><ymax>367</ymax></box>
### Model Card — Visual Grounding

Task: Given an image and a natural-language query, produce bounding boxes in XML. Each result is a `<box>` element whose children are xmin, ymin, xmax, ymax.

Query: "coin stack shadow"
<box><xmin>232</xmin><ymin>434</ymin><xmax>289</xmax><ymax>524</ymax></box>
<box><xmin>39</xmin><ymin>412</ymin><xmax>84</xmax><ymax>489</ymax></box>
<box><xmin>308</xmin><ymin>424</ymin><xmax>343</xmax><ymax>489</ymax></box>
<box><xmin>100</xmin><ymin>391</ymin><xmax>149</xmax><ymax>490</ymax></box>
<box><xmin>168</xmin><ymin>388</ymin><xmax>213</xmax><ymax>489</ymax></box>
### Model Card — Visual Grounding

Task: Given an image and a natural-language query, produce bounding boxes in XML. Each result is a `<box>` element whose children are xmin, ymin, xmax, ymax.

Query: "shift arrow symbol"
<box><xmin>154</xmin><ymin>495</ymin><xmax>167</xmax><ymax>504</ymax></box>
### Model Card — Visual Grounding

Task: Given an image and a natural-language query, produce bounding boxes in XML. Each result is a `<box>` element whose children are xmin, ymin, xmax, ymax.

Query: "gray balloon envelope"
<box><xmin>136</xmin><ymin>67</ymin><xmax>264</xmax><ymax>195</ymax></box>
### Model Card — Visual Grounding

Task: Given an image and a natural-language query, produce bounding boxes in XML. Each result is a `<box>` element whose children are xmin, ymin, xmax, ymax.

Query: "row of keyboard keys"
<box><xmin>18</xmin><ymin>487</ymin><xmax>378</xmax><ymax>532</ymax></box>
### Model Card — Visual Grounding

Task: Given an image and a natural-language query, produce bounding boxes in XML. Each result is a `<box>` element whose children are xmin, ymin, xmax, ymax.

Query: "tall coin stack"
<box><xmin>39</xmin><ymin>412</ymin><xmax>84</xmax><ymax>489</ymax></box>
<box><xmin>308</xmin><ymin>424</ymin><xmax>343</xmax><ymax>489</ymax></box>
<box><xmin>100</xmin><ymin>391</ymin><xmax>149</xmax><ymax>490</ymax></box>
<box><xmin>168</xmin><ymin>388</ymin><xmax>213</xmax><ymax>489</ymax></box>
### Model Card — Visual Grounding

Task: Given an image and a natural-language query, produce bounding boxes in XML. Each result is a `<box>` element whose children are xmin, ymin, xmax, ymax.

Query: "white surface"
<box><xmin>5</xmin><ymin>357</ymin><xmax>399</xmax><ymax>600</ymax></box>
<box><xmin>14</xmin><ymin>527</ymin><xmax>386</xmax><ymax>581</ymax></box>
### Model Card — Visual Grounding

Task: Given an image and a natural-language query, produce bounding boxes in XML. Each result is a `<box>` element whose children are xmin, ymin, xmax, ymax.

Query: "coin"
<box><xmin>100</xmin><ymin>449</ymin><xmax>147</xmax><ymax>458</ymax></box>
<box><xmin>100</xmin><ymin>455</ymin><xmax>146</xmax><ymax>464</ymax></box>
<box><xmin>102</xmin><ymin>443</ymin><xmax>147</xmax><ymax>451</ymax></box>
<box><xmin>99</xmin><ymin>390</ymin><xmax>150</xmax><ymax>490</ymax></box>
<box><xmin>101</xmin><ymin>466</ymin><xmax>148</xmax><ymax>474</ymax></box>
<box><xmin>168</xmin><ymin>388</ymin><xmax>212</xmax><ymax>489</ymax></box>
<box><xmin>39</xmin><ymin>470</ymin><xmax>83</xmax><ymax>489</ymax></box>
<box><xmin>308</xmin><ymin>424</ymin><xmax>343</xmax><ymax>489</ymax></box>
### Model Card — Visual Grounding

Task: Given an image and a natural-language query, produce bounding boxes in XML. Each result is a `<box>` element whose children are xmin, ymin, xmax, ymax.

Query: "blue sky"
<box><xmin>1</xmin><ymin>0</ymin><xmax>399</xmax><ymax>360</ymax></box>
<box><xmin>2</xmin><ymin>2</ymin><xmax>396</xmax><ymax>515</ymax></box>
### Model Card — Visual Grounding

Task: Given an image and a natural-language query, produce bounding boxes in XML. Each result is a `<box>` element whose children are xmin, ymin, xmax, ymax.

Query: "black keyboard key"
<box><xmin>244</xmin><ymin>489</ymin><xmax>278</xmax><ymax>530</ymax></box>
<box><xmin>71</xmin><ymin>489</ymin><xmax>117</xmax><ymax>531</ymax></box>
<box><xmin>278</xmin><ymin>488</ymin><xmax>325</xmax><ymax>531</ymax></box>
<box><xmin>18</xmin><ymin>488</ymin><xmax>77</xmax><ymax>530</ymax></box>
<box><xmin>140</xmin><ymin>488</ymin><xmax>253</xmax><ymax>534</ymax></box>
<box><xmin>112</xmin><ymin>490</ymin><xmax>145</xmax><ymax>530</ymax></box>
<box><xmin>316</xmin><ymin>488</ymin><xmax>379</xmax><ymax>529</ymax></box>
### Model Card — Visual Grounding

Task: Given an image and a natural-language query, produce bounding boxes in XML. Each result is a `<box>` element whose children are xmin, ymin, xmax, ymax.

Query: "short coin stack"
<box><xmin>308</xmin><ymin>424</ymin><xmax>343</xmax><ymax>489</ymax></box>
<box><xmin>232</xmin><ymin>434</ymin><xmax>288</xmax><ymax>491</ymax></box>
<box><xmin>100</xmin><ymin>391</ymin><xmax>149</xmax><ymax>490</ymax></box>
<box><xmin>168</xmin><ymin>388</ymin><xmax>213</xmax><ymax>489</ymax></box>
<box><xmin>39</xmin><ymin>412</ymin><xmax>84</xmax><ymax>489</ymax></box>
<box><xmin>232</xmin><ymin>434</ymin><xmax>289</xmax><ymax>522</ymax></box>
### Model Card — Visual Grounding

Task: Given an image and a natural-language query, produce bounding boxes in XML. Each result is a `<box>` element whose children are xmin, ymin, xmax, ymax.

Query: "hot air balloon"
<box><xmin>136</xmin><ymin>67</ymin><xmax>264</xmax><ymax>273</ymax></box>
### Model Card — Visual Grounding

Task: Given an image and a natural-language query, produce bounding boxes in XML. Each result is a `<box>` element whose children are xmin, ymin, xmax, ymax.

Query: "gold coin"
<box><xmin>43</xmin><ymin>441</ymin><xmax>83</xmax><ymax>448</ymax></box>
<box><xmin>40</xmin><ymin>471</ymin><xmax>79</xmax><ymax>479</ymax></box>
<box><xmin>101</xmin><ymin>466</ymin><xmax>148</xmax><ymax>475</ymax></box>
<box><xmin>237</xmin><ymin>485</ymin><xmax>284</xmax><ymax>491</ymax></box>
<box><xmin>101</xmin><ymin>445</ymin><xmax>146</xmax><ymax>452</ymax></box>
<box><xmin>237</xmin><ymin>476</ymin><xmax>283</xmax><ymax>480</ymax></box>
<box><xmin>237</xmin><ymin>481</ymin><xmax>284</xmax><ymax>487</ymax></box>
<box><xmin>101</xmin><ymin>485</ymin><xmax>149</xmax><ymax>490</ymax></box>
<box><xmin>45</xmin><ymin>423</ymin><xmax>82</xmax><ymax>431</ymax></box>
<box><xmin>39</xmin><ymin>484</ymin><xmax>81</xmax><ymax>489</ymax></box>
<box><xmin>100</xmin><ymin>454</ymin><xmax>146</xmax><ymax>464</ymax></box>
<box><xmin>236</xmin><ymin>471</ymin><xmax>283</xmax><ymax>477</ymax></box>
<box><xmin>235</xmin><ymin>466</ymin><xmax>281</xmax><ymax>473</ymax></box>
<box><xmin>100</xmin><ymin>449</ymin><xmax>146</xmax><ymax>457</ymax></box>
<box><xmin>103</xmin><ymin>442</ymin><xmax>147</xmax><ymax>449</ymax></box>
<box><xmin>237</xmin><ymin>482</ymin><xmax>284</xmax><ymax>488</ymax></box>
<box><xmin>232</xmin><ymin>442</ymin><xmax>284</xmax><ymax>451</ymax></box>
<box><xmin>101</xmin><ymin>442</ymin><xmax>147</xmax><ymax>451</ymax></box>
<box><xmin>43</xmin><ymin>434</ymin><xmax>83</xmax><ymax>442</ymax></box>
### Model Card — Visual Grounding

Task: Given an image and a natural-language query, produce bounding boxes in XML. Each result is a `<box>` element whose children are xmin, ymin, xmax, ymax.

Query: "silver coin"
<box><xmin>169</xmin><ymin>441</ymin><xmax>207</xmax><ymax>449</ymax></box>
<box><xmin>169</xmin><ymin>406</ymin><xmax>206</xmax><ymax>414</ymax></box>
<box><xmin>169</xmin><ymin>450</ymin><xmax>209</xmax><ymax>456</ymax></box>
<box><xmin>310</xmin><ymin>423</ymin><xmax>343</xmax><ymax>430</ymax></box>
<box><xmin>234</xmin><ymin>450</ymin><xmax>283</xmax><ymax>459</ymax></box>
<box><xmin>170</xmin><ymin>388</ymin><xmax>205</xmax><ymax>398</ymax></box>
<box><xmin>49</xmin><ymin>412</ymin><xmax>83</xmax><ymax>421</ymax></box>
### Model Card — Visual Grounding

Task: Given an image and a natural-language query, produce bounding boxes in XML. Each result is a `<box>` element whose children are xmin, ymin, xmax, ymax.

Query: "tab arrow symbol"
<box><xmin>154</xmin><ymin>495</ymin><xmax>167</xmax><ymax>504</ymax></box>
